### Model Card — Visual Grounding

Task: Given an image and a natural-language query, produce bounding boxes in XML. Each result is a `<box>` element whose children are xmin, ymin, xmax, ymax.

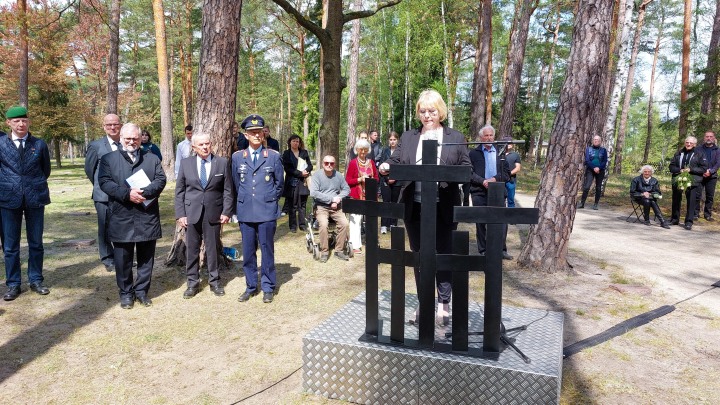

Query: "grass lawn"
<box><xmin>0</xmin><ymin>160</ymin><xmax>717</xmax><ymax>404</ymax></box>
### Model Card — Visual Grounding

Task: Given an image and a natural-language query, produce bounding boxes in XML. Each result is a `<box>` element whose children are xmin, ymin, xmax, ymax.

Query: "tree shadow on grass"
<box><xmin>0</xmin><ymin>258</ymin><xmax>118</xmax><ymax>385</ymax></box>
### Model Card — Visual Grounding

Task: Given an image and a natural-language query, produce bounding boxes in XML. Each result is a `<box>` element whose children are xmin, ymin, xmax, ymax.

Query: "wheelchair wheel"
<box><xmin>346</xmin><ymin>241</ymin><xmax>354</xmax><ymax>258</ymax></box>
<box><xmin>312</xmin><ymin>245</ymin><xmax>321</xmax><ymax>260</ymax></box>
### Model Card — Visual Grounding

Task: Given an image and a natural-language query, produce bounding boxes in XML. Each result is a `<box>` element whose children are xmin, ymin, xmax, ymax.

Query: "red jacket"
<box><xmin>345</xmin><ymin>158</ymin><xmax>379</xmax><ymax>200</ymax></box>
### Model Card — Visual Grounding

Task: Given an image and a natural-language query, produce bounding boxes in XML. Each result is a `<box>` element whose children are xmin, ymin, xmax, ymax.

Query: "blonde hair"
<box><xmin>415</xmin><ymin>89</ymin><xmax>448</xmax><ymax>123</ymax></box>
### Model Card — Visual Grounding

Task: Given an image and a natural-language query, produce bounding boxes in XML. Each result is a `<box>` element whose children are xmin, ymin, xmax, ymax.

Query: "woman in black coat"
<box><xmin>630</xmin><ymin>165</ymin><xmax>669</xmax><ymax>228</ymax></box>
<box><xmin>282</xmin><ymin>134</ymin><xmax>313</xmax><ymax>232</ymax></box>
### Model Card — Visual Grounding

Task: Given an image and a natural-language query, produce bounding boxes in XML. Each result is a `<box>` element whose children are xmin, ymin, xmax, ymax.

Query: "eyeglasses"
<box><xmin>323</xmin><ymin>162</ymin><xmax>335</xmax><ymax>166</ymax></box>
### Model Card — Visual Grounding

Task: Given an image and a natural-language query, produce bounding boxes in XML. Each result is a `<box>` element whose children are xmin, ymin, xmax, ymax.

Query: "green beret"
<box><xmin>6</xmin><ymin>106</ymin><xmax>28</xmax><ymax>119</ymax></box>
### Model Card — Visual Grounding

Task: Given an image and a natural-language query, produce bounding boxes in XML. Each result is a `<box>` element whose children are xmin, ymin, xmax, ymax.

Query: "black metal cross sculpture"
<box><xmin>343</xmin><ymin>139</ymin><xmax>538</xmax><ymax>356</ymax></box>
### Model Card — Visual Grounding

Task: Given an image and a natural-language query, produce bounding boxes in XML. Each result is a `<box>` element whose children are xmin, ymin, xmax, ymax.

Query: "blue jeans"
<box><xmin>2</xmin><ymin>206</ymin><xmax>45</xmax><ymax>287</ymax></box>
<box><xmin>505</xmin><ymin>180</ymin><xmax>517</xmax><ymax>208</ymax></box>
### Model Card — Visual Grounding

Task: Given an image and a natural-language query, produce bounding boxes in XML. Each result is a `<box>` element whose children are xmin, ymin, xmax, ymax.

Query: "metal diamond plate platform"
<box><xmin>303</xmin><ymin>290</ymin><xmax>563</xmax><ymax>404</ymax></box>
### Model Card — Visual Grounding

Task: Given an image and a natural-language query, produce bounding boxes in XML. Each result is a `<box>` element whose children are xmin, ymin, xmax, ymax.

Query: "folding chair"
<box><xmin>626</xmin><ymin>197</ymin><xmax>644</xmax><ymax>223</ymax></box>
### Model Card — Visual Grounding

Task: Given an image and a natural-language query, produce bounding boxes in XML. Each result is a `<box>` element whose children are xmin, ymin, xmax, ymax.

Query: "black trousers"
<box><xmin>472</xmin><ymin>193</ymin><xmax>508</xmax><ymax>254</ymax></box>
<box><xmin>634</xmin><ymin>197</ymin><xmax>664</xmax><ymax>221</ymax></box>
<box><xmin>671</xmin><ymin>185</ymin><xmax>698</xmax><ymax>224</ymax></box>
<box><xmin>581</xmin><ymin>168</ymin><xmax>605</xmax><ymax>204</ymax></box>
<box><xmin>288</xmin><ymin>185</ymin><xmax>308</xmax><ymax>230</ymax></box>
<box><xmin>405</xmin><ymin>202</ymin><xmax>454</xmax><ymax>304</ymax></box>
<box><xmin>379</xmin><ymin>181</ymin><xmax>400</xmax><ymax>228</ymax></box>
<box><xmin>186</xmin><ymin>207</ymin><xmax>222</xmax><ymax>289</ymax></box>
<box><xmin>113</xmin><ymin>240</ymin><xmax>156</xmax><ymax>299</ymax></box>
<box><xmin>94</xmin><ymin>201</ymin><xmax>114</xmax><ymax>266</ymax></box>
<box><xmin>695</xmin><ymin>176</ymin><xmax>717</xmax><ymax>219</ymax></box>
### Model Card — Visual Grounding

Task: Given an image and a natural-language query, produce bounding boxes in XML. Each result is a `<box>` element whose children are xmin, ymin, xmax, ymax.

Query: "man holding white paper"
<box><xmin>99</xmin><ymin>123</ymin><xmax>166</xmax><ymax>309</ymax></box>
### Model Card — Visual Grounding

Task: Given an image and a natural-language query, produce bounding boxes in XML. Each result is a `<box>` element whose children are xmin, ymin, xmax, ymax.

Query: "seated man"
<box><xmin>309</xmin><ymin>155</ymin><xmax>351</xmax><ymax>262</ymax></box>
<box><xmin>630</xmin><ymin>165</ymin><xmax>670</xmax><ymax>229</ymax></box>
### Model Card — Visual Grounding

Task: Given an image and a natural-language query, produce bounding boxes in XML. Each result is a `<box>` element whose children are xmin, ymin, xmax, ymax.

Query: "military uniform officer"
<box><xmin>232</xmin><ymin>114</ymin><xmax>284</xmax><ymax>303</ymax></box>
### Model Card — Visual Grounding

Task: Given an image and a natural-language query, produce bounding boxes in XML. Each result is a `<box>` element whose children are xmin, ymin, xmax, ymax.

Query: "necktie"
<box><xmin>200</xmin><ymin>159</ymin><xmax>208</xmax><ymax>188</ymax></box>
<box><xmin>128</xmin><ymin>151</ymin><xmax>135</xmax><ymax>163</ymax></box>
<box><xmin>253</xmin><ymin>151</ymin><xmax>258</xmax><ymax>164</ymax></box>
<box><xmin>113</xmin><ymin>141</ymin><xmax>121</xmax><ymax>151</ymax></box>
<box><xmin>17</xmin><ymin>139</ymin><xmax>24</xmax><ymax>156</ymax></box>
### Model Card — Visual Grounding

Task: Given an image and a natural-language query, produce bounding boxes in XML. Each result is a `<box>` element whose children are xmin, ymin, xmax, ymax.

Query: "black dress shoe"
<box><xmin>502</xmin><ymin>252</ymin><xmax>514</xmax><ymax>260</ymax></box>
<box><xmin>299</xmin><ymin>225</ymin><xmax>307</xmax><ymax>232</ymax></box>
<box><xmin>263</xmin><ymin>291</ymin><xmax>274</xmax><ymax>303</ymax></box>
<box><xmin>643</xmin><ymin>220</ymin><xmax>651</xmax><ymax>225</ymax></box>
<box><xmin>238</xmin><ymin>290</ymin><xmax>258</xmax><ymax>302</ymax></box>
<box><xmin>135</xmin><ymin>295</ymin><xmax>153</xmax><ymax>307</ymax></box>
<box><xmin>104</xmin><ymin>264</ymin><xmax>115</xmax><ymax>272</ymax></box>
<box><xmin>183</xmin><ymin>287</ymin><xmax>199</xmax><ymax>299</ymax></box>
<box><xmin>705</xmin><ymin>216</ymin><xmax>714</xmax><ymax>222</ymax></box>
<box><xmin>290</xmin><ymin>228</ymin><xmax>297</xmax><ymax>233</ymax></box>
<box><xmin>29</xmin><ymin>282</ymin><xmax>50</xmax><ymax>295</ymax></box>
<box><xmin>120</xmin><ymin>297</ymin><xmax>134</xmax><ymax>309</ymax></box>
<box><xmin>3</xmin><ymin>286</ymin><xmax>21</xmax><ymax>301</ymax></box>
<box><xmin>684</xmin><ymin>222</ymin><xmax>693</xmax><ymax>230</ymax></box>
<box><xmin>670</xmin><ymin>219</ymin><xmax>679</xmax><ymax>225</ymax></box>
<box><xmin>210</xmin><ymin>285</ymin><xmax>225</xmax><ymax>296</ymax></box>
<box><xmin>661</xmin><ymin>222</ymin><xmax>671</xmax><ymax>229</ymax></box>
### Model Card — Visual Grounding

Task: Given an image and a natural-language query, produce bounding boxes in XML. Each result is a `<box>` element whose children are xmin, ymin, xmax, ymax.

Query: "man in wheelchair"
<box><xmin>630</xmin><ymin>165</ymin><xmax>670</xmax><ymax>229</ymax></box>
<box><xmin>309</xmin><ymin>155</ymin><xmax>351</xmax><ymax>262</ymax></box>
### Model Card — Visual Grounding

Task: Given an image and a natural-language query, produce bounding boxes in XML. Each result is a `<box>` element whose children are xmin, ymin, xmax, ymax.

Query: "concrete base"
<box><xmin>302</xmin><ymin>290</ymin><xmax>564</xmax><ymax>404</ymax></box>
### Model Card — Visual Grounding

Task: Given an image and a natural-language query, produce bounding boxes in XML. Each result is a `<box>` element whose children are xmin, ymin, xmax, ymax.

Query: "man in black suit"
<box><xmin>175</xmin><ymin>133</ymin><xmax>234</xmax><ymax>298</ymax></box>
<box><xmin>468</xmin><ymin>125</ymin><xmax>512</xmax><ymax>260</ymax></box>
<box><xmin>84</xmin><ymin>114</ymin><xmax>122</xmax><ymax>272</ymax></box>
<box><xmin>99</xmin><ymin>123</ymin><xmax>166</xmax><ymax>309</ymax></box>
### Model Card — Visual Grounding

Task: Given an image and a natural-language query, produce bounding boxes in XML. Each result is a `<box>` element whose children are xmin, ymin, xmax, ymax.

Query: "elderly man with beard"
<box><xmin>99</xmin><ymin>123</ymin><xmax>166</xmax><ymax>309</ymax></box>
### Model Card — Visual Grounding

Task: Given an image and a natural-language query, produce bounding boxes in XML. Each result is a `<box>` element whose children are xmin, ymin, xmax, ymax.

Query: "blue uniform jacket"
<box><xmin>232</xmin><ymin>147</ymin><xmax>284</xmax><ymax>223</ymax></box>
<box><xmin>0</xmin><ymin>132</ymin><xmax>51</xmax><ymax>209</ymax></box>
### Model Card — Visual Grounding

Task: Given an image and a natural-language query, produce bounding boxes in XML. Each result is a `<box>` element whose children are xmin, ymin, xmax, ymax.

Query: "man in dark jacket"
<box><xmin>175</xmin><ymin>133</ymin><xmax>234</xmax><ymax>298</ymax></box>
<box><xmin>469</xmin><ymin>125</ymin><xmax>513</xmax><ymax>260</ymax></box>
<box><xmin>694</xmin><ymin>131</ymin><xmax>719</xmax><ymax>221</ymax></box>
<box><xmin>579</xmin><ymin>135</ymin><xmax>608</xmax><ymax>210</ymax></box>
<box><xmin>84</xmin><ymin>114</ymin><xmax>122</xmax><ymax>272</ymax></box>
<box><xmin>1</xmin><ymin>106</ymin><xmax>51</xmax><ymax>301</ymax></box>
<box><xmin>669</xmin><ymin>136</ymin><xmax>708</xmax><ymax>230</ymax></box>
<box><xmin>99</xmin><ymin>123</ymin><xmax>166</xmax><ymax>308</ymax></box>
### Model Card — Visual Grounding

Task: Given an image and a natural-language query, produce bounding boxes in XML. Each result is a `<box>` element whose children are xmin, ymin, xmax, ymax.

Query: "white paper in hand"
<box><xmin>126</xmin><ymin>169</ymin><xmax>155</xmax><ymax>207</ymax></box>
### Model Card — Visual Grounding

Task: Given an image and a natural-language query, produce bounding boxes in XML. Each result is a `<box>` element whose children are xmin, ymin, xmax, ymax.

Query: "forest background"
<box><xmin>1</xmin><ymin>0</ymin><xmax>719</xmax><ymax>272</ymax></box>
<box><xmin>1</xmin><ymin>0</ymin><xmax>718</xmax><ymax>170</ymax></box>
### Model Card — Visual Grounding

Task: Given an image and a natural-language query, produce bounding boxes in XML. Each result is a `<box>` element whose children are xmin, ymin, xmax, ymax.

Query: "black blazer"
<box><xmin>468</xmin><ymin>145</ymin><xmax>511</xmax><ymax>196</ymax></box>
<box><xmin>669</xmin><ymin>148</ymin><xmax>708</xmax><ymax>187</ymax></box>
<box><xmin>281</xmin><ymin>149</ymin><xmax>313</xmax><ymax>194</ymax></box>
<box><xmin>85</xmin><ymin>137</ymin><xmax>115</xmax><ymax>202</ymax></box>
<box><xmin>384</xmin><ymin>125</ymin><xmax>471</xmax><ymax>223</ymax></box>
<box><xmin>174</xmin><ymin>155</ymin><xmax>234</xmax><ymax>225</ymax></box>
<box><xmin>99</xmin><ymin>149</ymin><xmax>166</xmax><ymax>242</ymax></box>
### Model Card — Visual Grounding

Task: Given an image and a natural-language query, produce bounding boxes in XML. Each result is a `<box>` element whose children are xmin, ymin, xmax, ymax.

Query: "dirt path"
<box><xmin>514</xmin><ymin>192</ymin><xmax>720</xmax><ymax>316</ymax></box>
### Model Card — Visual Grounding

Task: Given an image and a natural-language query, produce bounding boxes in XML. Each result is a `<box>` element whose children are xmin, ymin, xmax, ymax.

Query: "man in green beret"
<box><xmin>1</xmin><ymin>106</ymin><xmax>52</xmax><ymax>301</ymax></box>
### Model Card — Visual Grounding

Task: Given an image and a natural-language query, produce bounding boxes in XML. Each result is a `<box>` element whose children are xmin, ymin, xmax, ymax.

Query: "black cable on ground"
<box><xmin>230</xmin><ymin>366</ymin><xmax>302</xmax><ymax>404</ymax></box>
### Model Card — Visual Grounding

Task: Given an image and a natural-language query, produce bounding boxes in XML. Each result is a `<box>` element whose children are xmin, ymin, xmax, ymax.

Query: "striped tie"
<box><xmin>200</xmin><ymin>159</ymin><xmax>208</xmax><ymax>188</ymax></box>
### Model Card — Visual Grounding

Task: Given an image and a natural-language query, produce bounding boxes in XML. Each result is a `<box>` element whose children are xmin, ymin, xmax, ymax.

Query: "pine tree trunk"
<box><xmin>497</xmin><ymin>0</ymin><xmax>538</xmax><ymax>140</ymax></box>
<box><xmin>166</xmin><ymin>0</ymin><xmax>243</xmax><ymax>268</ymax></box>
<box><xmin>106</xmin><ymin>0</ymin><xmax>121</xmax><ymax>114</ymax></box>
<box><xmin>469</xmin><ymin>0</ymin><xmax>492</xmax><ymax>138</ymax></box>
<box><xmin>679</xmin><ymin>0</ymin><xmax>692</xmax><ymax>146</ymax></box>
<box><xmin>152</xmin><ymin>0</ymin><xmax>175</xmax><ymax>181</ymax></box>
<box><xmin>345</xmin><ymin>0</ymin><xmax>362</xmax><ymax>164</ymax></box>
<box><xmin>18</xmin><ymin>0</ymin><xmax>28</xmax><ymax>106</ymax></box>
<box><xmin>699</xmin><ymin>0</ymin><xmax>720</xmax><ymax>129</ymax></box>
<box><xmin>517</xmin><ymin>0</ymin><xmax>613</xmax><ymax>273</ymax></box>
<box><xmin>644</xmin><ymin>7</ymin><xmax>665</xmax><ymax>163</ymax></box>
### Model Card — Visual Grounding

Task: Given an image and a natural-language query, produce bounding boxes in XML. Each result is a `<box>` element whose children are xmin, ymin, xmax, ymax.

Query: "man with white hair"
<box><xmin>175</xmin><ymin>133</ymin><xmax>234</xmax><ymax>298</ymax></box>
<box><xmin>668</xmin><ymin>136</ymin><xmax>708</xmax><ymax>230</ymax></box>
<box><xmin>99</xmin><ymin>123</ymin><xmax>166</xmax><ymax>308</ymax></box>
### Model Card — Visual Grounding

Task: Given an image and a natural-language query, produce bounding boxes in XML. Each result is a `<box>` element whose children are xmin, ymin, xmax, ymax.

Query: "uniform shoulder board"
<box><xmin>242</xmin><ymin>150</ymin><xmax>248</xmax><ymax>158</ymax></box>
